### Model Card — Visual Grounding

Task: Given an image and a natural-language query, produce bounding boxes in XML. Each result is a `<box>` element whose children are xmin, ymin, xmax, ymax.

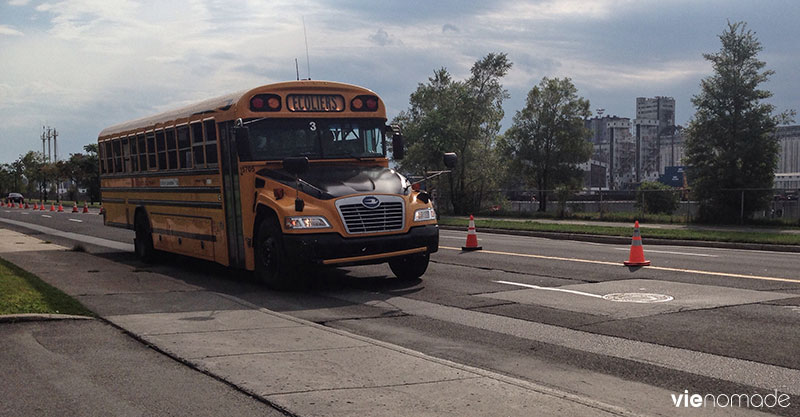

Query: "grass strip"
<box><xmin>0</xmin><ymin>257</ymin><xmax>93</xmax><ymax>316</ymax></box>
<box><xmin>438</xmin><ymin>217</ymin><xmax>800</xmax><ymax>246</ymax></box>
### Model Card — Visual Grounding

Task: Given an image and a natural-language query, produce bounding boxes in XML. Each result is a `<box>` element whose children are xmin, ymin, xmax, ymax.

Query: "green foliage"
<box><xmin>499</xmin><ymin>77</ymin><xmax>592</xmax><ymax>212</ymax></box>
<box><xmin>685</xmin><ymin>21</ymin><xmax>795</xmax><ymax>223</ymax></box>
<box><xmin>636</xmin><ymin>181</ymin><xmax>679</xmax><ymax>214</ymax></box>
<box><xmin>394</xmin><ymin>53</ymin><xmax>512</xmax><ymax>214</ymax></box>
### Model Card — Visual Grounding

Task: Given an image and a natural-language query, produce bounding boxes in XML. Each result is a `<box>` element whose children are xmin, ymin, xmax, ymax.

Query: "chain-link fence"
<box><xmin>438</xmin><ymin>188</ymin><xmax>800</xmax><ymax>223</ymax></box>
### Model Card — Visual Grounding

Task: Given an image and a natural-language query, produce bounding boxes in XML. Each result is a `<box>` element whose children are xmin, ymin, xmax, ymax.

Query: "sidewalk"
<box><xmin>0</xmin><ymin>227</ymin><xmax>637</xmax><ymax>417</ymax></box>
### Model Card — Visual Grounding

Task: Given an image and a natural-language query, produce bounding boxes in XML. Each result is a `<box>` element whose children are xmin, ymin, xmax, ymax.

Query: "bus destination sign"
<box><xmin>287</xmin><ymin>94</ymin><xmax>345</xmax><ymax>112</ymax></box>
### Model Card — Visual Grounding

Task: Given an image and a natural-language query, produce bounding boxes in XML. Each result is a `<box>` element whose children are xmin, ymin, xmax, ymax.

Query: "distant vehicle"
<box><xmin>6</xmin><ymin>192</ymin><xmax>24</xmax><ymax>204</ymax></box>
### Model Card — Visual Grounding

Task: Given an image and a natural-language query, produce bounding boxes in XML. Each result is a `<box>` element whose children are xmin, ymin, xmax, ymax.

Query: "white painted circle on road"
<box><xmin>602</xmin><ymin>293</ymin><xmax>673</xmax><ymax>303</ymax></box>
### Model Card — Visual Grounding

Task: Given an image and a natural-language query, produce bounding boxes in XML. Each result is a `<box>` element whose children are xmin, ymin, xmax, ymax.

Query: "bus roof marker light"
<box><xmin>351</xmin><ymin>95</ymin><xmax>378</xmax><ymax>112</ymax></box>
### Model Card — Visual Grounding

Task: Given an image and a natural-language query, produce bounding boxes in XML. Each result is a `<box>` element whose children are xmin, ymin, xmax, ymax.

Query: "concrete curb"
<box><xmin>0</xmin><ymin>313</ymin><xmax>95</xmax><ymax>323</ymax></box>
<box><xmin>440</xmin><ymin>225</ymin><xmax>800</xmax><ymax>253</ymax></box>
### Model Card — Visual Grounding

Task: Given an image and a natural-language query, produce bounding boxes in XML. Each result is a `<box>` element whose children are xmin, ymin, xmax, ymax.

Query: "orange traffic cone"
<box><xmin>24</xmin><ymin>202</ymin><xmax>29</xmax><ymax>209</ymax></box>
<box><xmin>82</xmin><ymin>202</ymin><xmax>89</xmax><ymax>213</ymax></box>
<box><xmin>39</xmin><ymin>202</ymin><xmax>45</xmax><ymax>211</ymax></box>
<box><xmin>72</xmin><ymin>203</ymin><xmax>78</xmax><ymax>213</ymax></box>
<box><xmin>57</xmin><ymin>203</ymin><xmax>64</xmax><ymax>212</ymax></box>
<box><xmin>624</xmin><ymin>221</ymin><xmax>650</xmax><ymax>266</ymax></box>
<box><xmin>99</xmin><ymin>205</ymin><xmax>104</xmax><ymax>215</ymax></box>
<box><xmin>50</xmin><ymin>203</ymin><xmax>55</xmax><ymax>211</ymax></box>
<box><xmin>462</xmin><ymin>214</ymin><xmax>483</xmax><ymax>251</ymax></box>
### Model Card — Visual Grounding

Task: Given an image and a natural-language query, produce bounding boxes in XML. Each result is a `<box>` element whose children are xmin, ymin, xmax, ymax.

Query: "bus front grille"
<box><xmin>336</xmin><ymin>196</ymin><xmax>405</xmax><ymax>234</ymax></box>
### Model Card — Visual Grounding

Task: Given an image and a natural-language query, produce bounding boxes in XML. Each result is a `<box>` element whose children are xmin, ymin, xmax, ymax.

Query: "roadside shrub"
<box><xmin>636</xmin><ymin>182</ymin><xmax>679</xmax><ymax>215</ymax></box>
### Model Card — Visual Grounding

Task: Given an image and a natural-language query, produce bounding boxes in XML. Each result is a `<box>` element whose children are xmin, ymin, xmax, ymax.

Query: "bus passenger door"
<box><xmin>219</xmin><ymin>122</ymin><xmax>246</xmax><ymax>268</ymax></box>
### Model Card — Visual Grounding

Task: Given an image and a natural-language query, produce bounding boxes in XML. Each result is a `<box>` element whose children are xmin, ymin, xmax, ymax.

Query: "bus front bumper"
<box><xmin>282</xmin><ymin>224</ymin><xmax>439</xmax><ymax>266</ymax></box>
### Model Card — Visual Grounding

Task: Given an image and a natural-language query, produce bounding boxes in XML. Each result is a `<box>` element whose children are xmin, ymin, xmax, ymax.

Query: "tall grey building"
<box><xmin>636</xmin><ymin>96</ymin><xmax>675</xmax><ymax>131</ymax></box>
<box><xmin>776</xmin><ymin>125</ymin><xmax>800</xmax><ymax>174</ymax></box>
<box><xmin>636</xmin><ymin>97</ymin><xmax>677</xmax><ymax>173</ymax></box>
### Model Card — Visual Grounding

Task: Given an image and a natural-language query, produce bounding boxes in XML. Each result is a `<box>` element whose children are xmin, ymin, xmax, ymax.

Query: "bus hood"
<box><xmin>257</xmin><ymin>165</ymin><xmax>409</xmax><ymax>200</ymax></box>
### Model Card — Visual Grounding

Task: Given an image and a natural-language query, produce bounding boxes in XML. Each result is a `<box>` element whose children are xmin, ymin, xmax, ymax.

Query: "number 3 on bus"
<box><xmin>98</xmin><ymin>80</ymin><xmax>456</xmax><ymax>289</ymax></box>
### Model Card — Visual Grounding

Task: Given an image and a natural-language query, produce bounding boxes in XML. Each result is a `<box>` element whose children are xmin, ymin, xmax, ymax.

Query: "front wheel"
<box><xmin>388</xmin><ymin>252</ymin><xmax>430</xmax><ymax>280</ymax></box>
<box><xmin>254</xmin><ymin>219</ymin><xmax>303</xmax><ymax>290</ymax></box>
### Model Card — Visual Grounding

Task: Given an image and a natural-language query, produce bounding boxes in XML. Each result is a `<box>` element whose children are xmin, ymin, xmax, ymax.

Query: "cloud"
<box><xmin>8</xmin><ymin>0</ymin><xmax>31</xmax><ymax>5</ymax></box>
<box><xmin>442</xmin><ymin>24</ymin><xmax>459</xmax><ymax>34</ymax></box>
<box><xmin>0</xmin><ymin>25</ymin><xmax>24</xmax><ymax>36</ymax></box>
<box><xmin>368</xmin><ymin>28</ymin><xmax>402</xmax><ymax>46</ymax></box>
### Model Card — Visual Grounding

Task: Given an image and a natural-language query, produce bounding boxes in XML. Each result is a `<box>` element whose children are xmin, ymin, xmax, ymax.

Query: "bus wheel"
<box><xmin>388</xmin><ymin>252</ymin><xmax>430</xmax><ymax>280</ymax></box>
<box><xmin>134</xmin><ymin>213</ymin><xmax>156</xmax><ymax>263</ymax></box>
<box><xmin>254</xmin><ymin>220</ymin><xmax>297</xmax><ymax>290</ymax></box>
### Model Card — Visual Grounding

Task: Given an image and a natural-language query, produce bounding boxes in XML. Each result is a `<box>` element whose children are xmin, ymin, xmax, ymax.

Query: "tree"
<box><xmin>394</xmin><ymin>53</ymin><xmax>511</xmax><ymax>214</ymax></box>
<box><xmin>18</xmin><ymin>151</ymin><xmax>45</xmax><ymax>198</ymax></box>
<box><xmin>685</xmin><ymin>21</ymin><xmax>794</xmax><ymax>223</ymax></box>
<box><xmin>69</xmin><ymin>144</ymin><xmax>100</xmax><ymax>203</ymax></box>
<box><xmin>499</xmin><ymin>77</ymin><xmax>592</xmax><ymax>212</ymax></box>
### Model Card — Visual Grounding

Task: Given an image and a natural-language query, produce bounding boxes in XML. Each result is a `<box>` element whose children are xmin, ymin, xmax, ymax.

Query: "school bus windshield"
<box><xmin>246</xmin><ymin>118</ymin><xmax>386</xmax><ymax>160</ymax></box>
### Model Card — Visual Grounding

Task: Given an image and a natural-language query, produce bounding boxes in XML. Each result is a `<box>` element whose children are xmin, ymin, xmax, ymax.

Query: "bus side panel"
<box><xmin>150</xmin><ymin>213</ymin><xmax>216</xmax><ymax>261</ymax></box>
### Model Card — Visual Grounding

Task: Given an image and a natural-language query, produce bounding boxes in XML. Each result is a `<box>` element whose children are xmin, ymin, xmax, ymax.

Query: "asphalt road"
<box><xmin>2</xmin><ymin>207</ymin><xmax>799</xmax><ymax>416</ymax></box>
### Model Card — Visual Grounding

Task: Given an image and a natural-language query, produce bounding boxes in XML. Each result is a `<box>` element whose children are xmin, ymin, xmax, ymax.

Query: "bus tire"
<box><xmin>134</xmin><ymin>212</ymin><xmax>157</xmax><ymax>263</ymax></box>
<box><xmin>254</xmin><ymin>219</ymin><xmax>300</xmax><ymax>290</ymax></box>
<box><xmin>388</xmin><ymin>252</ymin><xmax>429</xmax><ymax>281</ymax></box>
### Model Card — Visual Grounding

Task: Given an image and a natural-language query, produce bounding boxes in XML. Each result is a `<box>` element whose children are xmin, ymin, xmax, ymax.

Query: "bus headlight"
<box><xmin>285</xmin><ymin>216</ymin><xmax>332</xmax><ymax>229</ymax></box>
<box><xmin>414</xmin><ymin>207</ymin><xmax>436</xmax><ymax>222</ymax></box>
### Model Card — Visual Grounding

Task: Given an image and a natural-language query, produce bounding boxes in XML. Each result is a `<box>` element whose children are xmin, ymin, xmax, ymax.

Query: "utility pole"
<box><xmin>41</xmin><ymin>126</ymin><xmax>46</xmax><ymax>157</ymax></box>
<box><xmin>46</xmin><ymin>127</ymin><xmax>52</xmax><ymax>162</ymax></box>
<box><xmin>52</xmin><ymin>128</ymin><xmax>58</xmax><ymax>162</ymax></box>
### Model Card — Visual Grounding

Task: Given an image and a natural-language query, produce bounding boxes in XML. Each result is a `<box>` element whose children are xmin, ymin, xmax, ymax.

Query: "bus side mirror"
<box><xmin>283</xmin><ymin>157</ymin><xmax>309</xmax><ymax>176</ymax></box>
<box><xmin>234</xmin><ymin>126</ymin><xmax>251</xmax><ymax>161</ymax></box>
<box><xmin>393</xmin><ymin>134</ymin><xmax>405</xmax><ymax>160</ymax></box>
<box><xmin>443</xmin><ymin>152</ymin><xmax>457</xmax><ymax>169</ymax></box>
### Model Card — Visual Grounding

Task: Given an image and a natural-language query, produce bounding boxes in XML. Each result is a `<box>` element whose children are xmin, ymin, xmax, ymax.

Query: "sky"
<box><xmin>1</xmin><ymin>0</ymin><xmax>798</xmax><ymax>164</ymax></box>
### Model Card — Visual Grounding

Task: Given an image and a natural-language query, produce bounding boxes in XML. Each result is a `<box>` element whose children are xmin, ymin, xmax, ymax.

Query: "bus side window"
<box><xmin>166</xmin><ymin>127</ymin><xmax>178</xmax><ymax>170</ymax></box>
<box><xmin>112</xmin><ymin>139</ymin><xmax>122</xmax><ymax>173</ymax></box>
<box><xmin>129</xmin><ymin>135</ymin><xmax>139</xmax><ymax>172</ymax></box>
<box><xmin>99</xmin><ymin>142</ymin><xmax>106</xmax><ymax>174</ymax></box>
<box><xmin>177</xmin><ymin>125</ymin><xmax>191</xmax><ymax>169</ymax></box>
<box><xmin>146</xmin><ymin>132</ymin><xmax>157</xmax><ymax>171</ymax></box>
<box><xmin>104</xmin><ymin>142</ymin><xmax>113</xmax><ymax>174</ymax></box>
<box><xmin>203</xmin><ymin>120</ymin><xmax>218</xmax><ymax>165</ymax></box>
<box><xmin>137</xmin><ymin>134</ymin><xmax>147</xmax><ymax>171</ymax></box>
<box><xmin>191</xmin><ymin>122</ymin><xmax>205</xmax><ymax>167</ymax></box>
<box><xmin>156</xmin><ymin>130</ymin><xmax>167</xmax><ymax>170</ymax></box>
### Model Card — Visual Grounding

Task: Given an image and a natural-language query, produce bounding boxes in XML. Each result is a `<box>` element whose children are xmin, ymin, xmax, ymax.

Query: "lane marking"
<box><xmin>441</xmin><ymin>246</ymin><xmax>800</xmax><ymax>284</ymax></box>
<box><xmin>41</xmin><ymin>215</ymin><xmax>52</xmax><ymax>218</ymax></box>
<box><xmin>68</xmin><ymin>218</ymin><xmax>83</xmax><ymax>223</ymax></box>
<box><xmin>493</xmin><ymin>280</ymin><xmax>603</xmax><ymax>298</ymax></box>
<box><xmin>613</xmin><ymin>247</ymin><xmax>718</xmax><ymax>257</ymax></box>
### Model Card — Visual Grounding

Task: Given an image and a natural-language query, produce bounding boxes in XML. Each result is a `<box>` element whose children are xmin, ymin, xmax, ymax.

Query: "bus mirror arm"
<box><xmin>403</xmin><ymin>152</ymin><xmax>458</xmax><ymax>192</ymax></box>
<box><xmin>283</xmin><ymin>157</ymin><xmax>309</xmax><ymax>212</ymax></box>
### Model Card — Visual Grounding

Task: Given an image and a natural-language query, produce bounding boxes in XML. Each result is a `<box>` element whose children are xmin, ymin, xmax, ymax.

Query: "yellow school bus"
<box><xmin>98</xmin><ymin>80</ymin><xmax>452</xmax><ymax>288</ymax></box>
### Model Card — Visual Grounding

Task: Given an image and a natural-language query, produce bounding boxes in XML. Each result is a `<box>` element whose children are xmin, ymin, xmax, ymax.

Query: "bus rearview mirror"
<box><xmin>443</xmin><ymin>152</ymin><xmax>457</xmax><ymax>169</ymax></box>
<box><xmin>234</xmin><ymin>126</ymin><xmax>252</xmax><ymax>161</ymax></box>
<box><xmin>393</xmin><ymin>134</ymin><xmax>405</xmax><ymax>160</ymax></box>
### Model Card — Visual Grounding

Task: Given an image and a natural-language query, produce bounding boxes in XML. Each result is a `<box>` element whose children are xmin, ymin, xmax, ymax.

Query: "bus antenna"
<box><xmin>295</xmin><ymin>58</ymin><xmax>300</xmax><ymax>81</ymax></box>
<box><xmin>303</xmin><ymin>16</ymin><xmax>311</xmax><ymax>80</ymax></box>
